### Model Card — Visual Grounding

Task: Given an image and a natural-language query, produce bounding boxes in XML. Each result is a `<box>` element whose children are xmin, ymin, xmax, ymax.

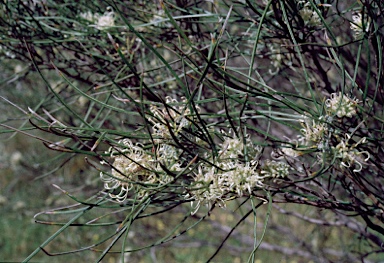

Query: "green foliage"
<box><xmin>1</xmin><ymin>0</ymin><xmax>384</xmax><ymax>262</ymax></box>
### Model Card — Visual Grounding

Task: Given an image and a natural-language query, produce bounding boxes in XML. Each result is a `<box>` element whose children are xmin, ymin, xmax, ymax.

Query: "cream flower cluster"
<box><xmin>80</xmin><ymin>8</ymin><xmax>115</xmax><ymax>30</ymax></box>
<box><xmin>149</xmin><ymin>96</ymin><xmax>193</xmax><ymax>143</ymax></box>
<box><xmin>350</xmin><ymin>13</ymin><xmax>370</xmax><ymax>40</ymax></box>
<box><xmin>187</xmin><ymin>133</ymin><xmax>289</xmax><ymax>213</ymax></box>
<box><xmin>298</xmin><ymin>92</ymin><xmax>358</xmax><ymax>147</ymax></box>
<box><xmin>325</xmin><ymin>92</ymin><xmax>359</xmax><ymax>118</ymax></box>
<box><xmin>261</xmin><ymin>160</ymin><xmax>290</xmax><ymax>179</ymax></box>
<box><xmin>100</xmin><ymin>97</ymin><xmax>192</xmax><ymax>202</ymax></box>
<box><xmin>298</xmin><ymin>1</ymin><xmax>322</xmax><ymax>27</ymax></box>
<box><xmin>100</xmin><ymin>139</ymin><xmax>179</xmax><ymax>202</ymax></box>
<box><xmin>333</xmin><ymin>134</ymin><xmax>370</xmax><ymax>172</ymax></box>
<box><xmin>293</xmin><ymin>93</ymin><xmax>369</xmax><ymax>173</ymax></box>
<box><xmin>300</xmin><ymin>118</ymin><xmax>328</xmax><ymax>144</ymax></box>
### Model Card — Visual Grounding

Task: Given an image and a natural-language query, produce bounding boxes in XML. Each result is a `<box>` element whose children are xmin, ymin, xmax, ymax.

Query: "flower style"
<box><xmin>325</xmin><ymin>92</ymin><xmax>359</xmax><ymax>118</ymax></box>
<box><xmin>333</xmin><ymin>134</ymin><xmax>370</xmax><ymax>172</ymax></box>
<box><xmin>350</xmin><ymin>13</ymin><xmax>370</xmax><ymax>40</ymax></box>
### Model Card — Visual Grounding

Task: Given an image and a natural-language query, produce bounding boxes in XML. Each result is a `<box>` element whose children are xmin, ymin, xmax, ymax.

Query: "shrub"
<box><xmin>1</xmin><ymin>0</ymin><xmax>384</xmax><ymax>262</ymax></box>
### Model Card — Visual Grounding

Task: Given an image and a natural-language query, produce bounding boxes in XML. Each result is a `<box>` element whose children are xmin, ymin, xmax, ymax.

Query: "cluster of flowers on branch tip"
<box><xmin>284</xmin><ymin>92</ymin><xmax>369</xmax><ymax>174</ymax></box>
<box><xmin>185</xmin><ymin>131</ymin><xmax>290</xmax><ymax>214</ymax></box>
<box><xmin>325</xmin><ymin>92</ymin><xmax>359</xmax><ymax>118</ymax></box>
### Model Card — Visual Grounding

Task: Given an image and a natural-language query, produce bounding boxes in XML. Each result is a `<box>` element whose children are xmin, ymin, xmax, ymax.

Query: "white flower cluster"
<box><xmin>295</xmin><ymin>93</ymin><xmax>369</xmax><ymax>173</ymax></box>
<box><xmin>149</xmin><ymin>96</ymin><xmax>193</xmax><ymax>143</ymax></box>
<box><xmin>298</xmin><ymin>2</ymin><xmax>322</xmax><ymax>27</ymax></box>
<box><xmin>300</xmin><ymin>117</ymin><xmax>328</xmax><ymax>144</ymax></box>
<box><xmin>80</xmin><ymin>8</ymin><xmax>115</xmax><ymax>30</ymax></box>
<box><xmin>333</xmin><ymin>134</ymin><xmax>370</xmax><ymax>172</ymax></box>
<box><xmin>350</xmin><ymin>13</ymin><xmax>370</xmax><ymax>40</ymax></box>
<box><xmin>298</xmin><ymin>92</ymin><xmax>358</xmax><ymax>147</ymax></box>
<box><xmin>189</xmin><ymin>161</ymin><xmax>263</xmax><ymax>213</ymax></box>
<box><xmin>100</xmin><ymin>139</ymin><xmax>179</xmax><ymax>202</ymax></box>
<box><xmin>187</xmin><ymin>133</ymin><xmax>289</xmax><ymax>213</ymax></box>
<box><xmin>100</xmin><ymin>97</ymin><xmax>192</xmax><ymax>202</ymax></box>
<box><xmin>325</xmin><ymin>92</ymin><xmax>359</xmax><ymax>118</ymax></box>
<box><xmin>261</xmin><ymin>160</ymin><xmax>290</xmax><ymax>179</ymax></box>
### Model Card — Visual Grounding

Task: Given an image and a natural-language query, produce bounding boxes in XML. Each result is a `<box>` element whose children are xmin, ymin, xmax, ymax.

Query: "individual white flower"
<box><xmin>325</xmin><ymin>92</ymin><xmax>359</xmax><ymax>118</ymax></box>
<box><xmin>350</xmin><ymin>13</ymin><xmax>370</xmax><ymax>40</ymax></box>
<box><xmin>281</xmin><ymin>146</ymin><xmax>302</xmax><ymax>158</ymax></box>
<box><xmin>149</xmin><ymin>9</ymin><xmax>171</xmax><ymax>28</ymax></box>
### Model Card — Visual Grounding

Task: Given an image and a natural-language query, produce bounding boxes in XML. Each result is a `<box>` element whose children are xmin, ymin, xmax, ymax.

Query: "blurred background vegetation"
<box><xmin>1</xmin><ymin>0</ymin><xmax>384</xmax><ymax>262</ymax></box>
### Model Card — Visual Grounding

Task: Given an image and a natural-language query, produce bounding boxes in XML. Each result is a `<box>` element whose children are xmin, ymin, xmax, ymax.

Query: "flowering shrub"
<box><xmin>1</xmin><ymin>0</ymin><xmax>383</xmax><ymax>262</ymax></box>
